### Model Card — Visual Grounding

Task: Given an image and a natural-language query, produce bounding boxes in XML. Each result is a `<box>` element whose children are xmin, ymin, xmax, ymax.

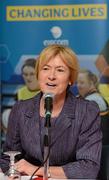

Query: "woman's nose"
<box><xmin>48</xmin><ymin>70</ymin><xmax>56</xmax><ymax>80</ymax></box>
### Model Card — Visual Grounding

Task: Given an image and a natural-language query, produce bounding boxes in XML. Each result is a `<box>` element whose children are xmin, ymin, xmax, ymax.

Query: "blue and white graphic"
<box><xmin>50</xmin><ymin>26</ymin><xmax>62</xmax><ymax>39</ymax></box>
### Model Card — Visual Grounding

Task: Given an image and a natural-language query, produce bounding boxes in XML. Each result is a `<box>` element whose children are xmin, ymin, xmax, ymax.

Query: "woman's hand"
<box><xmin>15</xmin><ymin>159</ymin><xmax>37</xmax><ymax>176</ymax></box>
<box><xmin>15</xmin><ymin>159</ymin><xmax>67</xmax><ymax>178</ymax></box>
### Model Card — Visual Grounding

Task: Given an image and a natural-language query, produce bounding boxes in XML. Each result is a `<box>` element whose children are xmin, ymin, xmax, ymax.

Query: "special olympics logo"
<box><xmin>50</xmin><ymin>26</ymin><xmax>62</xmax><ymax>39</ymax></box>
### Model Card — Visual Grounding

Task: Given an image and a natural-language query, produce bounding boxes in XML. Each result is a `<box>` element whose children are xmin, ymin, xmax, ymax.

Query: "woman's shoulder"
<box><xmin>68</xmin><ymin>92</ymin><xmax>100</xmax><ymax>122</ymax></box>
<box><xmin>86</xmin><ymin>92</ymin><xmax>108</xmax><ymax>111</ymax></box>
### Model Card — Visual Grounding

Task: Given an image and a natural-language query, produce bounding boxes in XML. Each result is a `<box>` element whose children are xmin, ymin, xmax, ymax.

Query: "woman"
<box><xmin>18</xmin><ymin>58</ymin><xmax>40</xmax><ymax>100</ymax></box>
<box><xmin>77</xmin><ymin>69</ymin><xmax>108</xmax><ymax>112</ymax></box>
<box><xmin>0</xmin><ymin>44</ymin><xmax>102</xmax><ymax>179</ymax></box>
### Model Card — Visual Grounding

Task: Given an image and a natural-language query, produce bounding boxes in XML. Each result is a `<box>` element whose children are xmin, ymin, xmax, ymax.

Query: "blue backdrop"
<box><xmin>0</xmin><ymin>0</ymin><xmax>109</xmax><ymax>84</ymax></box>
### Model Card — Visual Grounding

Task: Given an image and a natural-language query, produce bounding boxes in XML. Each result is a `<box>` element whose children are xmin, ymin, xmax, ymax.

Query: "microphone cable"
<box><xmin>29</xmin><ymin>145</ymin><xmax>51</xmax><ymax>180</ymax></box>
<box><xmin>29</xmin><ymin>127</ymin><xmax>62</xmax><ymax>180</ymax></box>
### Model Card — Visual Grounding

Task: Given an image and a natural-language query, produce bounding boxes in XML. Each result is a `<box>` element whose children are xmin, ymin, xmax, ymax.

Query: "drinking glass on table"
<box><xmin>4</xmin><ymin>151</ymin><xmax>21</xmax><ymax>180</ymax></box>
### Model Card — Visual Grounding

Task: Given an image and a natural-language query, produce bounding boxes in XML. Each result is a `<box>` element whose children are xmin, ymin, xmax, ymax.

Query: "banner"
<box><xmin>1</xmin><ymin>0</ymin><xmax>109</xmax><ymax>84</ymax></box>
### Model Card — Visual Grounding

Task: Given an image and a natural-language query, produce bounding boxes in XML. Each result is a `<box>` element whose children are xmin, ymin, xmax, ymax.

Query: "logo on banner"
<box><xmin>43</xmin><ymin>26</ymin><xmax>69</xmax><ymax>46</ymax></box>
<box><xmin>50</xmin><ymin>26</ymin><xmax>62</xmax><ymax>39</ymax></box>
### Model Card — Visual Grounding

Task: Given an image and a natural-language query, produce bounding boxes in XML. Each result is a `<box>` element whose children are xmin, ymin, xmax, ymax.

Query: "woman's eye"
<box><xmin>42</xmin><ymin>67</ymin><xmax>49</xmax><ymax>70</ymax></box>
<box><xmin>57</xmin><ymin>69</ymin><xmax>65</xmax><ymax>72</ymax></box>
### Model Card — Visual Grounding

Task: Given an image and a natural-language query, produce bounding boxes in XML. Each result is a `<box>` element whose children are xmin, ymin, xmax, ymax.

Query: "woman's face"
<box><xmin>22</xmin><ymin>66</ymin><xmax>39</xmax><ymax>91</ymax></box>
<box><xmin>38</xmin><ymin>55</ymin><xmax>70</xmax><ymax>98</ymax></box>
<box><xmin>77</xmin><ymin>73</ymin><xmax>92</xmax><ymax>97</ymax></box>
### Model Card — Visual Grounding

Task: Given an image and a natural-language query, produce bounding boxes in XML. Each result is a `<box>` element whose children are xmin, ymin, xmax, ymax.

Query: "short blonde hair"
<box><xmin>35</xmin><ymin>44</ymin><xmax>79</xmax><ymax>85</ymax></box>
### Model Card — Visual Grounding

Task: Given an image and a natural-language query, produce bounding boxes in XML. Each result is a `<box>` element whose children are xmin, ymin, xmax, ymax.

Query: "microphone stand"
<box><xmin>43</xmin><ymin>113</ymin><xmax>51</xmax><ymax>180</ymax></box>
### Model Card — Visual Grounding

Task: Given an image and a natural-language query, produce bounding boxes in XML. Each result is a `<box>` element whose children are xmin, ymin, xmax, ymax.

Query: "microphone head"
<box><xmin>43</xmin><ymin>92</ymin><xmax>54</xmax><ymax>100</ymax></box>
<box><xmin>43</xmin><ymin>93</ymin><xmax>54</xmax><ymax>114</ymax></box>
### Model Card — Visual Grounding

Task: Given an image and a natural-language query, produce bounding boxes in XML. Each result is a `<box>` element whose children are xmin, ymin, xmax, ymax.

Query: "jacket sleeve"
<box><xmin>62</xmin><ymin>100</ymin><xmax>102</xmax><ymax>179</ymax></box>
<box><xmin>0</xmin><ymin>101</ymin><xmax>23</xmax><ymax>173</ymax></box>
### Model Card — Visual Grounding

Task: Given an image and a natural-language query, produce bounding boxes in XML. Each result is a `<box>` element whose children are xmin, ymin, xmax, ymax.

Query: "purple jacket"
<box><xmin>0</xmin><ymin>92</ymin><xmax>102</xmax><ymax>179</ymax></box>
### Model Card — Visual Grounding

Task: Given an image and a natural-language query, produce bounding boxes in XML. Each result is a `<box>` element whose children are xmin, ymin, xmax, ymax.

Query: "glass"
<box><xmin>4</xmin><ymin>151</ymin><xmax>21</xmax><ymax>180</ymax></box>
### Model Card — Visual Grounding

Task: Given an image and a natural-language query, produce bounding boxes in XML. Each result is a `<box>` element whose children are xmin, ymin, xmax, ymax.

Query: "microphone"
<box><xmin>43</xmin><ymin>93</ymin><xmax>54</xmax><ymax>116</ymax></box>
<box><xmin>43</xmin><ymin>93</ymin><xmax>54</xmax><ymax>127</ymax></box>
<box><xmin>43</xmin><ymin>93</ymin><xmax>54</xmax><ymax>180</ymax></box>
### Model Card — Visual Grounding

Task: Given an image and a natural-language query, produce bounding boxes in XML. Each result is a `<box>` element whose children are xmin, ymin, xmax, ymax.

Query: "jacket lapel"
<box><xmin>50</xmin><ymin>93</ymin><xmax>76</xmax><ymax>146</ymax></box>
<box><xmin>23</xmin><ymin>94</ymin><xmax>43</xmax><ymax>161</ymax></box>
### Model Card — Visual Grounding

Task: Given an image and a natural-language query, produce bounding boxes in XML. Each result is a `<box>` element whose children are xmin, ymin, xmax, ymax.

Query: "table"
<box><xmin>0</xmin><ymin>172</ymin><xmax>97</xmax><ymax>180</ymax></box>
